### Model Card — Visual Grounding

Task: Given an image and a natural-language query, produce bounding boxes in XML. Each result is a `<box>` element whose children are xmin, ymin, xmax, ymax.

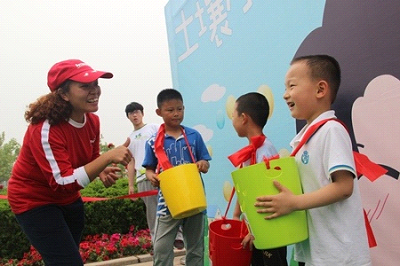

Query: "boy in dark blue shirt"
<box><xmin>143</xmin><ymin>88</ymin><xmax>211</xmax><ymax>266</ymax></box>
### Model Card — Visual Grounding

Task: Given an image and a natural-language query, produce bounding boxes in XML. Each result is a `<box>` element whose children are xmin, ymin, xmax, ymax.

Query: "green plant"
<box><xmin>0</xmin><ymin>178</ymin><xmax>148</xmax><ymax>261</ymax></box>
<box><xmin>82</xmin><ymin>178</ymin><xmax>147</xmax><ymax>236</ymax></box>
<box><xmin>0</xmin><ymin>203</ymin><xmax>31</xmax><ymax>260</ymax></box>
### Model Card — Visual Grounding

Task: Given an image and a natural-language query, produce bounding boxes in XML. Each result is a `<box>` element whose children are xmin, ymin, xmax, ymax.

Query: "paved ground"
<box><xmin>133</xmin><ymin>254</ymin><xmax>185</xmax><ymax>266</ymax></box>
<box><xmin>84</xmin><ymin>249</ymin><xmax>186</xmax><ymax>266</ymax></box>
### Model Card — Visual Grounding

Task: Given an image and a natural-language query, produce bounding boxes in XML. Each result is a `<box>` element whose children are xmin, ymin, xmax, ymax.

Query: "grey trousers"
<box><xmin>153</xmin><ymin>212</ymin><xmax>205</xmax><ymax>266</ymax></box>
<box><xmin>137</xmin><ymin>179</ymin><xmax>158</xmax><ymax>242</ymax></box>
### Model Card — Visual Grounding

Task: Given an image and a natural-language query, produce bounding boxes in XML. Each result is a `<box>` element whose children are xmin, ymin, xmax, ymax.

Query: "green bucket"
<box><xmin>231</xmin><ymin>157</ymin><xmax>308</xmax><ymax>249</ymax></box>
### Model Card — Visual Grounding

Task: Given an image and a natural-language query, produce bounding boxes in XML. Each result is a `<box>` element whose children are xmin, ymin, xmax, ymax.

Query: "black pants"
<box><xmin>15</xmin><ymin>199</ymin><xmax>85</xmax><ymax>266</ymax></box>
<box><xmin>251</xmin><ymin>246</ymin><xmax>288</xmax><ymax>266</ymax></box>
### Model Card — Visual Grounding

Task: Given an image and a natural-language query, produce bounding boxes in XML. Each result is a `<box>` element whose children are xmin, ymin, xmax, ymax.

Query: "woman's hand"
<box><xmin>84</xmin><ymin>138</ymin><xmax>132</xmax><ymax>183</ymax></box>
<box><xmin>99</xmin><ymin>166</ymin><xmax>121</xmax><ymax>187</ymax></box>
<box><xmin>107</xmin><ymin>138</ymin><xmax>132</xmax><ymax>166</ymax></box>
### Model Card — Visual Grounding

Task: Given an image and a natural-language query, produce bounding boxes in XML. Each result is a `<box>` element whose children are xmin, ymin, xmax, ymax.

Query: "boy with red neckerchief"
<box><xmin>143</xmin><ymin>88</ymin><xmax>211</xmax><ymax>266</ymax></box>
<box><xmin>255</xmin><ymin>55</ymin><xmax>371</xmax><ymax>266</ymax></box>
<box><xmin>228</xmin><ymin>92</ymin><xmax>287</xmax><ymax>266</ymax></box>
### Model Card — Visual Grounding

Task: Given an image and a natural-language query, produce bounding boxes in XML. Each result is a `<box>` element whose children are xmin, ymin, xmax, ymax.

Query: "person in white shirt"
<box><xmin>255</xmin><ymin>55</ymin><xmax>371</xmax><ymax>266</ymax></box>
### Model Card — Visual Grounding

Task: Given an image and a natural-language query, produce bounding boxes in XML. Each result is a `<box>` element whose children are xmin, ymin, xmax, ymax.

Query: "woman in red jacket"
<box><xmin>7</xmin><ymin>59</ymin><xmax>132</xmax><ymax>266</ymax></box>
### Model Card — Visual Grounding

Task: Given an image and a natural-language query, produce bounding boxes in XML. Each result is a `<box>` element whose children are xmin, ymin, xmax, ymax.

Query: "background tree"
<box><xmin>0</xmin><ymin>132</ymin><xmax>21</xmax><ymax>183</ymax></box>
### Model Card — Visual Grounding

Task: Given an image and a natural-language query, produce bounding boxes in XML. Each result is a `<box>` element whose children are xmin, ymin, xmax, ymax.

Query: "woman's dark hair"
<box><xmin>25</xmin><ymin>80</ymin><xmax>73</xmax><ymax>125</ymax></box>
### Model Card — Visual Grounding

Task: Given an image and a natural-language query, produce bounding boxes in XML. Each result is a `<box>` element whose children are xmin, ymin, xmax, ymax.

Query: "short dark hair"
<box><xmin>125</xmin><ymin>102</ymin><xmax>143</xmax><ymax>117</ymax></box>
<box><xmin>157</xmin><ymin>88</ymin><xmax>183</xmax><ymax>108</ymax></box>
<box><xmin>236</xmin><ymin>92</ymin><xmax>270</xmax><ymax>128</ymax></box>
<box><xmin>291</xmin><ymin>54</ymin><xmax>341</xmax><ymax>103</ymax></box>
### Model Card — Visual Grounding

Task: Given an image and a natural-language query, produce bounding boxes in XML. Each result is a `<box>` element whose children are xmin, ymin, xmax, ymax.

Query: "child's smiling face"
<box><xmin>284</xmin><ymin>61</ymin><xmax>323</xmax><ymax>124</ymax></box>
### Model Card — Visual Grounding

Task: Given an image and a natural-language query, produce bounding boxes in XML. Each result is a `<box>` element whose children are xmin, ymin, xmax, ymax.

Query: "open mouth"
<box><xmin>87</xmin><ymin>98</ymin><xmax>98</xmax><ymax>103</ymax></box>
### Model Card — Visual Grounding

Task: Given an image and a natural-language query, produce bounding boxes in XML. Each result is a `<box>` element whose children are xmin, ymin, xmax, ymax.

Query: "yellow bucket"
<box><xmin>159</xmin><ymin>163</ymin><xmax>207</xmax><ymax>219</ymax></box>
<box><xmin>231</xmin><ymin>157</ymin><xmax>308</xmax><ymax>249</ymax></box>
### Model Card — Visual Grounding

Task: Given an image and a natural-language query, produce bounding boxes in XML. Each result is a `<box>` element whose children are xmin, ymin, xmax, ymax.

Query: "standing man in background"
<box><xmin>125</xmin><ymin>102</ymin><xmax>159</xmax><ymax>243</ymax></box>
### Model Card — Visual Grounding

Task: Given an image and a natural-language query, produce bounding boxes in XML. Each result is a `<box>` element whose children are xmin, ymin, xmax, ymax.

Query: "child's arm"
<box><xmin>255</xmin><ymin>170</ymin><xmax>354</xmax><ymax>219</ymax></box>
<box><xmin>127</xmin><ymin>158</ymin><xmax>136</xmax><ymax>194</ymax></box>
<box><xmin>233</xmin><ymin>200</ymin><xmax>241</xmax><ymax>220</ymax></box>
<box><xmin>196</xmin><ymin>159</ymin><xmax>210</xmax><ymax>173</ymax></box>
<box><xmin>241</xmin><ymin>233</ymin><xmax>255</xmax><ymax>251</ymax></box>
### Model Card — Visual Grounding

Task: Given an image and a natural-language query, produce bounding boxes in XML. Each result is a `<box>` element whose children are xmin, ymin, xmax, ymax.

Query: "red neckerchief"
<box><xmin>226</xmin><ymin>135</ymin><xmax>276</xmax><ymax>219</ymax></box>
<box><xmin>154</xmin><ymin>124</ymin><xmax>196</xmax><ymax>171</ymax></box>
<box><xmin>228</xmin><ymin>135</ymin><xmax>266</xmax><ymax>167</ymax></box>
<box><xmin>154</xmin><ymin>124</ymin><xmax>172</xmax><ymax>170</ymax></box>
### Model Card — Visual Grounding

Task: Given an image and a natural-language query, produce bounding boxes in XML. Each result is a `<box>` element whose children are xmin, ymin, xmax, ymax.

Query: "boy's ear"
<box><xmin>241</xmin><ymin>113</ymin><xmax>249</xmax><ymax>124</ymax></box>
<box><xmin>316</xmin><ymin>80</ymin><xmax>329</xmax><ymax>98</ymax></box>
<box><xmin>156</xmin><ymin>108</ymin><xmax>161</xmax><ymax>116</ymax></box>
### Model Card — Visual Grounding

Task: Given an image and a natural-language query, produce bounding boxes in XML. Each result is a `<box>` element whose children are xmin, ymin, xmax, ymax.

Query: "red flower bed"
<box><xmin>1</xmin><ymin>226</ymin><xmax>152</xmax><ymax>266</ymax></box>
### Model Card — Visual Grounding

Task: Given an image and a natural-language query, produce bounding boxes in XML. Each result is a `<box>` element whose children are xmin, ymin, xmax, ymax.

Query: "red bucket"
<box><xmin>209</xmin><ymin>219</ymin><xmax>252</xmax><ymax>266</ymax></box>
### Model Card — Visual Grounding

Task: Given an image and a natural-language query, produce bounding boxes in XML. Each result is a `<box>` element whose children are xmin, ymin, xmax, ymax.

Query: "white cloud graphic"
<box><xmin>201</xmin><ymin>84</ymin><xmax>226</xmax><ymax>102</ymax></box>
<box><xmin>192</xmin><ymin>124</ymin><xmax>213</xmax><ymax>142</ymax></box>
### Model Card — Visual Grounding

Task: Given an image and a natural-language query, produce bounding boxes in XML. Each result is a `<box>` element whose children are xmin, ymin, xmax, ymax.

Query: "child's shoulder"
<box><xmin>182</xmin><ymin>125</ymin><xmax>208</xmax><ymax>144</ymax></box>
<box><xmin>148</xmin><ymin>123</ymin><xmax>160</xmax><ymax>129</ymax></box>
<box><xmin>318</xmin><ymin>119</ymin><xmax>348</xmax><ymax>135</ymax></box>
<box><xmin>259</xmin><ymin>137</ymin><xmax>278</xmax><ymax>157</ymax></box>
<box><xmin>181</xmin><ymin>125</ymin><xmax>199</xmax><ymax>134</ymax></box>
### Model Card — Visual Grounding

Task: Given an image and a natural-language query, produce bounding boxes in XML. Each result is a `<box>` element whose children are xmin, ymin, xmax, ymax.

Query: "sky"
<box><xmin>0</xmin><ymin>0</ymin><xmax>171</xmax><ymax>145</ymax></box>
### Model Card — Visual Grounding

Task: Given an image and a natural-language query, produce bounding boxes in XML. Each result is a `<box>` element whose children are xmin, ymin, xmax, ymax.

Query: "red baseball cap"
<box><xmin>47</xmin><ymin>59</ymin><xmax>113</xmax><ymax>91</ymax></box>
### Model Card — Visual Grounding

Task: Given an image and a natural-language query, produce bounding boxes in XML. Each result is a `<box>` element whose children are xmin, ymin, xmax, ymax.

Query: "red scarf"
<box><xmin>154</xmin><ymin>124</ymin><xmax>173</xmax><ymax>170</ymax></box>
<box><xmin>228</xmin><ymin>135</ymin><xmax>266</xmax><ymax>167</ymax></box>
<box><xmin>154</xmin><ymin>124</ymin><xmax>196</xmax><ymax>171</ymax></box>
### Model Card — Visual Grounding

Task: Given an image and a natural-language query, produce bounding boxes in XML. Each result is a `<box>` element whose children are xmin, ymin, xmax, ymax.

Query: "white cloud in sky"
<box><xmin>201</xmin><ymin>84</ymin><xmax>226</xmax><ymax>102</ymax></box>
<box><xmin>192</xmin><ymin>124</ymin><xmax>213</xmax><ymax>143</ymax></box>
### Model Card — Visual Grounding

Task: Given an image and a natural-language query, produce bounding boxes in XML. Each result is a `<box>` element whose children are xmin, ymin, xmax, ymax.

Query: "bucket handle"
<box><xmin>223</xmin><ymin>187</ymin><xmax>236</xmax><ymax>218</ymax></box>
<box><xmin>262</xmin><ymin>154</ymin><xmax>280</xmax><ymax>169</ymax></box>
<box><xmin>223</xmin><ymin>187</ymin><xmax>248</xmax><ymax>238</ymax></box>
<box><xmin>240</xmin><ymin>219</ymin><xmax>248</xmax><ymax>238</ymax></box>
<box><xmin>230</xmin><ymin>242</ymin><xmax>245</xmax><ymax>250</ymax></box>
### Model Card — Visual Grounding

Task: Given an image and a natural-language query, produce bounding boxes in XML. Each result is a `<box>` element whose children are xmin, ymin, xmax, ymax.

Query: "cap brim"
<box><xmin>69</xmin><ymin>70</ymin><xmax>113</xmax><ymax>84</ymax></box>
